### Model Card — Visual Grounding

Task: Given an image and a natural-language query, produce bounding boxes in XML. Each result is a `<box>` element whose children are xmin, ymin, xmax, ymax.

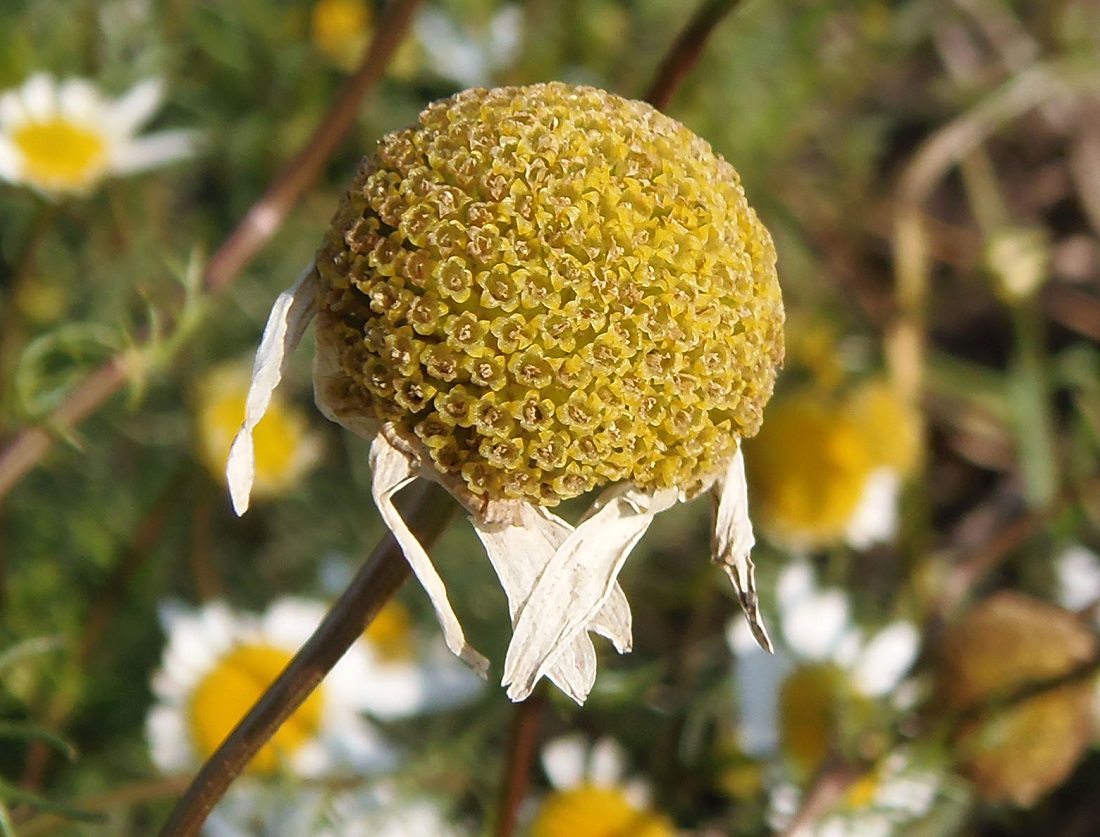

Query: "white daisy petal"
<box><xmin>776</xmin><ymin>561</ymin><xmax>815</xmax><ymax>611</ymax></box>
<box><xmin>108</xmin><ymin>77</ymin><xmax>165</xmax><ymax>135</ymax></box>
<box><xmin>21</xmin><ymin>73</ymin><xmax>56</xmax><ymax>121</ymax></box>
<box><xmin>541</xmin><ymin>733</ymin><xmax>588</xmax><ymax>790</ymax></box>
<box><xmin>369</xmin><ymin>431</ymin><xmax>490</xmax><ymax>677</ymax></box>
<box><xmin>844</xmin><ymin>468</ymin><xmax>900</xmax><ymax>549</ymax></box>
<box><xmin>145</xmin><ymin>704</ymin><xmax>194</xmax><ymax>773</ymax></box>
<box><xmin>112</xmin><ymin>129</ymin><xmax>199</xmax><ymax>173</ymax></box>
<box><xmin>851</xmin><ymin>621</ymin><xmax>920</xmax><ymax>697</ymax></box>
<box><xmin>501</xmin><ymin>484</ymin><xmax>678</xmax><ymax>701</ymax></box>
<box><xmin>0</xmin><ymin>89</ymin><xmax>27</xmax><ymax>130</ymax></box>
<box><xmin>57</xmin><ymin>78</ymin><xmax>99</xmax><ymax>122</ymax></box>
<box><xmin>1055</xmin><ymin>544</ymin><xmax>1100</xmax><ymax>612</ymax></box>
<box><xmin>227</xmin><ymin>263</ymin><xmax>320</xmax><ymax>515</ymax></box>
<box><xmin>784</xmin><ymin>589</ymin><xmax>850</xmax><ymax>662</ymax></box>
<box><xmin>712</xmin><ymin>445</ymin><xmax>771</xmax><ymax>651</ymax></box>
<box><xmin>588</xmin><ymin>736</ymin><xmax>626</xmax><ymax>787</ymax></box>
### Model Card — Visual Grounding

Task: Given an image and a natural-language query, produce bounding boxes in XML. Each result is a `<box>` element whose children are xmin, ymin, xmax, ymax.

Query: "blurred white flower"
<box><xmin>206</xmin><ymin>780</ymin><xmax>469</xmax><ymax>837</ymax></box>
<box><xmin>771</xmin><ymin>749</ymin><xmax>941</xmax><ymax>837</ymax></box>
<box><xmin>727</xmin><ymin>561</ymin><xmax>920</xmax><ymax>762</ymax></box>
<box><xmin>1054</xmin><ymin>544</ymin><xmax>1100</xmax><ymax>613</ymax></box>
<box><xmin>414</xmin><ymin>5</ymin><xmax>522</xmax><ymax>87</ymax></box>
<box><xmin>145</xmin><ymin>598</ymin><xmax>394</xmax><ymax>778</ymax></box>
<box><xmin>0</xmin><ymin>73</ymin><xmax>196</xmax><ymax>197</ymax></box>
<box><xmin>531</xmin><ymin>735</ymin><xmax>674</xmax><ymax>837</ymax></box>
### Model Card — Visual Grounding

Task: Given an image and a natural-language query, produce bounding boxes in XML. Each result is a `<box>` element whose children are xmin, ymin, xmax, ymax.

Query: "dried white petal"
<box><xmin>474</xmin><ymin>503</ymin><xmax>629</xmax><ymax>703</ymax></box>
<box><xmin>711</xmin><ymin>445</ymin><xmax>772</xmax><ymax>652</ymax></box>
<box><xmin>369</xmin><ymin>432</ymin><xmax>489</xmax><ymax>678</ymax></box>
<box><xmin>227</xmin><ymin>263</ymin><xmax>320</xmax><ymax>515</ymax></box>
<box><xmin>501</xmin><ymin>484</ymin><xmax>678</xmax><ymax>702</ymax></box>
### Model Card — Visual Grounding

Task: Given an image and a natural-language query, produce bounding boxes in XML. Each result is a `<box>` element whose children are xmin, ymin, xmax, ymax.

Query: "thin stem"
<box><xmin>643</xmin><ymin>0</ymin><xmax>743</xmax><ymax>111</ymax></box>
<box><xmin>0</xmin><ymin>0</ymin><xmax>425</xmax><ymax>503</ymax></box>
<box><xmin>493</xmin><ymin>692</ymin><xmax>545</xmax><ymax>837</ymax></box>
<box><xmin>156</xmin><ymin>479</ymin><xmax>455</xmax><ymax>837</ymax></box>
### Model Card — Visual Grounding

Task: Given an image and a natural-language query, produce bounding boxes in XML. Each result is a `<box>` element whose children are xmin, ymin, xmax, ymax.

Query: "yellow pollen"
<box><xmin>315</xmin><ymin>82</ymin><xmax>784</xmax><ymax>505</ymax></box>
<box><xmin>187</xmin><ymin>643</ymin><xmax>325</xmax><ymax>773</ymax></box>
<box><xmin>13</xmin><ymin>118</ymin><xmax>108</xmax><ymax>192</ymax></box>
<box><xmin>531</xmin><ymin>785</ymin><xmax>675</xmax><ymax>837</ymax></box>
<box><xmin>363</xmin><ymin>600</ymin><xmax>416</xmax><ymax>662</ymax></box>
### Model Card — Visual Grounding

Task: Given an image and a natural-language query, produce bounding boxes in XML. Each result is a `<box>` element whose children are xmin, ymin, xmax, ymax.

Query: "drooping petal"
<box><xmin>475</xmin><ymin>503</ymin><xmax>624</xmax><ymax>703</ymax></box>
<box><xmin>501</xmin><ymin>483</ymin><xmax>679</xmax><ymax>702</ymax></box>
<box><xmin>227</xmin><ymin>264</ymin><xmax>320</xmax><ymax>515</ymax></box>
<box><xmin>711</xmin><ymin>445</ymin><xmax>772</xmax><ymax>652</ymax></box>
<box><xmin>368</xmin><ymin>431</ymin><xmax>489</xmax><ymax>678</ymax></box>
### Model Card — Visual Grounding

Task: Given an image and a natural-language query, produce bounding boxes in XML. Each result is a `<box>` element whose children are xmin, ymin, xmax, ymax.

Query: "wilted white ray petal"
<box><xmin>588</xmin><ymin>582</ymin><xmax>631</xmax><ymax>653</ymax></box>
<box><xmin>370</xmin><ymin>432</ymin><xmax>489</xmax><ymax>678</ymax></box>
<box><xmin>474</xmin><ymin>503</ymin><xmax>611</xmax><ymax>703</ymax></box>
<box><xmin>227</xmin><ymin>263</ymin><xmax>320</xmax><ymax>515</ymax></box>
<box><xmin>711</xmin><ymin>445</ymin><xmax>772</xmax><ymax>652</ymax></box>
<box><xmin>501</xmin><ymin>484</ymin><xmax>678</xmax><ymax>702</ymax></box>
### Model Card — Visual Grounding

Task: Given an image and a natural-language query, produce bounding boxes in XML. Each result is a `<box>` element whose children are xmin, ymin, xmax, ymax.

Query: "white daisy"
<box><xmin>225</xmin><ymin>84</ymin><xmax>784</xmax><ymax>705</ymax></box>
<box><xmin>146</xmin><ymin>597</ymin><xmax>394</xmax><ymax>778</ymax></box>
<box><xmin>0</xmin><ymin>73</ymin><xmax>197</xmax><ymax>197</ymax></box>
<box><xmin>727</xmin><ymin>561</ymin><xmax>920</xmax><ymax>764</ymax></box>
<box><xmin>1054</xmin><ymin>544</ymin><xmax>1100</xmax><ymax>613</ymax></box>
<box><xmin>530</xmin><ymin>734</ymin><xmax>674</xmax><ymax>837</ymax></box>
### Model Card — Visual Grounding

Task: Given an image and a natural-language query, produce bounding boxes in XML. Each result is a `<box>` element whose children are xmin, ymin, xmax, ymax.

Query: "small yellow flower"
<box><xmin>229</xmin><ymin>83</ymin><xmax>784</xmax><ymax>703</ymax></box>
<box><xmin>195</xmin><ymin>361</ymin><xmax>321</xmax><ymax>502</ymax></box>
<box><xmin>532</xmin><ymin>736</ymin><xmax>675</xmax><ymax>837</ymax></box>
<box><xmin>310</xmin><ymin>0</ymin><xmax>373</xmax><ymax>71</ymax></box>
<box><xmin>746</xmin><ymin>378</ymin><xmax>919</xmax><ymax>549</ymax></box>
<box><xmin>146</xmin><ymin>598</ymin><xmax>394</xmax><ymax>777</ymax></box>
<box><xmin>0</xmin><ymin>73</ymin><xmax>196</xmax><ymax>197</ymax></box>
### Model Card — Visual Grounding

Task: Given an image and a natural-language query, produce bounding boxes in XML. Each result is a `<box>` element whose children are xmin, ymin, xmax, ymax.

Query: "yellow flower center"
<box><xmin>13</xmin><ymin>118</ymin><xmax>108</xmax><ymax>192</ymax></box>
<box><xmin>779</xmin><ymin>664</ymin><xmax>841</xmax><ymax>781</ymax></box>
<box><xmin>315</xmin><ymin>82</ymin><xmax>784</xmax><ymax>506</ymax></box>
<box><xmin>187</xmin><ymin>643</ymin><xmax>325</xmax><ymax>773</ymax></box>
<box><xmin>746</xmin><ymin>393</ymin><xmax>871</xmax><ymax>543</ymax></box>
<box><xmin>197</xmin><ymin>368</ymin><xmax>312</xmax><ymax>498</ymax></box>
<box><xmin>531</xmin><ymin>785</ymin><xmax>675</xmax><ymax>837</ymax></box>
<box><xmin>363</xmin><ymin>599</ymin><xmax>416</xmax><ymax>662</ymax></box>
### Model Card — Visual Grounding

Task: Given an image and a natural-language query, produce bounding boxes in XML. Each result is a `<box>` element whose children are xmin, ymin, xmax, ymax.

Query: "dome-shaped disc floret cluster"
<box><xmin>229</xmin><ymin>83</ymin><xmax>783</xmax><ymax>705</ymax></box>
<box><xmin>314</xmin><ymin>82</ymin><xmax>783</xmax><ymax>506</ymax></box>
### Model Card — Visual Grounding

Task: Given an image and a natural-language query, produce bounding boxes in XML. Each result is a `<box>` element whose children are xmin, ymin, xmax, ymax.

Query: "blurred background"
<box><xmin>1</xmin><ymin>0</ymin><xmax>1100</xmax><ymax>834</ymax></box>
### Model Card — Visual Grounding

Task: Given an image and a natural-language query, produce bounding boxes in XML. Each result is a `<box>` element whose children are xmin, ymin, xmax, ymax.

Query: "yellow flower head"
<box><xmin>314</xmin><ymin>82</ymin><xmax>783</xmax><ymax>506</ymax></box>
<box><xmin>310</xmin><ymin>0</ymin><xmax>373</xmax><ymax>71</ymax></box>
<box><xmin>746</xmin><ymin>378</ymin><xmax>919</xmax><ymax>549</ymax></box>
<box><xmin>0</xmin><ymin>73</ymin><xmax>196</xmax><ymax>197</ymax></box>
<box><xmin>229</xmin><ymin>83</ymin><xmax>784</xmax><ymax>704</ymax></box>
<box><xmin>196</xmin><ymin>361</ymin><xmax>321</xmax><ymax>501</ymax></box>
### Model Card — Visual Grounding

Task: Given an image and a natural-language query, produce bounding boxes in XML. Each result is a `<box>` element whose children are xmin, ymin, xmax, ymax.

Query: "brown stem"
<box><xmin>643</xmin><ymin>0</ymin><xmax>743</xmax><ymax>111</ymax></box>
<box><xmin>493</xmin><ymin>692</ymin><xmax>546</xmax><ymax>837</ymax></box>
<box><xmin>155</xmin><ymin>479</ymin><xmax>455</xmax><ymax>837</ymax></box>
<box><xmin>0</xmin><ymin>0</ymin><xmax>425</xmax><ymax>504</ymax></box>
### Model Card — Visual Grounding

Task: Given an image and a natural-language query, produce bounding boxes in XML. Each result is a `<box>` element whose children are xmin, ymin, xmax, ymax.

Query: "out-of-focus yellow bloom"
<box><xmin>747</xmin><ymin>378</ymin><xmax>920</xmax><ymax>550</ymax></box>
<box><xmin>532</xmin><ymin>736</ymin><xmax>674</xmax><ymax>837</ymax></box>
<box><xmin>229</xmin><ymin>83</ymin><xmax>785</xmax><ymax>704</ymax></box>
<box><xmin>196</xmin><ymin>361</ymin><xmax>320</xmax><ymax>501</ymax></box>
<box><xmin>0</xmin><ymin>73</ymin><xmax>196</xmax><ymax>197</ymax></box>
<box><xmin>310</xmin><ymin>0</ymin><xmax>420</xmax><ymax>75</ymax></box>
<box><xmin>146</xmin><ymin>599</ymin><xmax>393</xmax><ymax>777</ymax></box>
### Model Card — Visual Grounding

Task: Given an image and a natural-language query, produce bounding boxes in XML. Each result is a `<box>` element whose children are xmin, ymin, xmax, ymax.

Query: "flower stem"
<box><xmin>493</xmin><ymin>691</ymin><xmax>545</xmax><ymax>837</ymax></box>
<box><xmin>155</xmin><ymin>479</ymin><xmax>456</xmax><ymax>837</ymax></box>
<box><xmin>643</xmin><ymin>0</ymin><xmax>744</xmax><ymax>111</ymax></box>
